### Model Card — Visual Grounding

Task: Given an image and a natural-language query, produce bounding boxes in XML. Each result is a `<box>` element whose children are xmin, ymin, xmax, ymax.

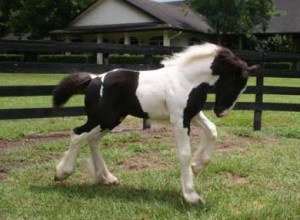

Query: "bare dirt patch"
<box><xmin>224</xmin><ymin>173</ymin><xmax>248</xmax><ymax>186</ymax></box>
<box><xmin>0</xmin><ymin>131</ymin><xmax>69</xmax><ymax>149</ymax></box>
<box><xmin>120</xmin><ymin>151</ymin><xmax>173</xmax><ymax>171</ymax></box>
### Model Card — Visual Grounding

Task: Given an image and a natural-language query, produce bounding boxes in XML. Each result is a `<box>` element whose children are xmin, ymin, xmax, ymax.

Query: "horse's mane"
<box><xmin>161</xmin><ymin>43</ymin><xmax>220</xmax><ymax>67</ymax></box>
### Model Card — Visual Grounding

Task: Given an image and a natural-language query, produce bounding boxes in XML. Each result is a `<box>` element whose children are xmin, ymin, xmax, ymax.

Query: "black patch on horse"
<box><xmin>183</xmin><ymin>83</ymin><xmax>210</xmax><ymax>135</ymax></box>
<box><xmin>210</xmin><ymin>48</ymin><xmax>248</xmax><ymax>116</ymax></box>
<box><xmin>78</xmin><ymin>69</ymin><xmax>149</xmax><ymax>133</ymax></box>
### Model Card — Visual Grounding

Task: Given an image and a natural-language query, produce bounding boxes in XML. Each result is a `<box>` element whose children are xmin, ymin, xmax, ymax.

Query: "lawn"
<box><xmin>0</xmin><ymin>73</ymin><xmax>299</xmax><ymax>219</ymax></box>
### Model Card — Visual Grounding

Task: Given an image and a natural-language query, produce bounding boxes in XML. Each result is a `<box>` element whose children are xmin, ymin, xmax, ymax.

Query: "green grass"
<box><xmin>0</xmin><ymin>123</ymin><xmax>299</xmax><ymax>219</ymax></box>
<box><xmin>0</xmin><ymin>73</ymin><xmax>65</xmax><ymax>86</ymax></box>
<box><xmin>0</xmin><ymin>73</ymin><xmax>299</xmax><ymax>219</ymax></box>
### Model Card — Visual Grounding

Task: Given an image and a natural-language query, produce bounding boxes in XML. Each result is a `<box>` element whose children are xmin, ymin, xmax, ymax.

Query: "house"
<box><xmin>50</xmin><ymin>0</ymin><xmax>211</xmax><ymax>63</ymax></box>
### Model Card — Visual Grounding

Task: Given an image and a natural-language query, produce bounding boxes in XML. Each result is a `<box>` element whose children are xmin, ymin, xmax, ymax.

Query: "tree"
<box><xmin>0</xmin><ymin>0</ymin><xmax>93</xmax><ymax>39</ymax></box>
<box><xmin>0</xmin><ymin>0</ymin><xmax>22</xmax><ymax>37</ymax></box>
<box><xmin>188</xmin><ymin>0</ymin><xmax>280</xmax><ymax>47</ymax></box>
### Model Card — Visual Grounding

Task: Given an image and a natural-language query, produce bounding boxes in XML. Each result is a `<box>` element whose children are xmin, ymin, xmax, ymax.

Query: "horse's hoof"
<box><xmin>54</xmin><ymin>168</ymin><xmax>73</xmax><ymax>182</ymax></box>
<box><xmin>94</xmin><ymin>173</ymin><xmax>119</xmax><ymax>185</ymax></box>
<box><xmin>184</xmin><ymin>192</ymin><xmax>205</xmax><ymax>205</ymax></box>
<box><xmin>104</xmin><ymin>178</ymin><xmax>119</xmax><ymax>185</ymax></box>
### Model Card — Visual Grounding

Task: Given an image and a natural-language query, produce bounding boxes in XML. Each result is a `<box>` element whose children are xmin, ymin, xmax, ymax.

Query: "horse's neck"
<box><xmin>177</xmin><ymin>57</ymin><xmax>219</xmax><ymax>86</ymax></box>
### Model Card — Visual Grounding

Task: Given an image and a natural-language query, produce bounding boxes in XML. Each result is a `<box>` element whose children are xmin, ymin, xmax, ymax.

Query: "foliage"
<box><xmin>264</xmin><ymin>62</ymin><xmax>293</xmax><ymax>70</ymax></box>
<box><xmin>254</xmin><ymin>34</ymin><xmax>297</xmax><ymax>53</ymax></box>
<box><xmin>0</xmin><ymin>54</ymin><xmax>24</xmax><ymax>62</ymax></box>
<box><xmin>189</xmin><ymin>0</ymin><xmax>279</xmax><ymax>34</ymax></box>
<box><xmin>108</xmin><ymin>54</ymin><xmax>164</xmax><ymax>65</ymax></box>
<box><xmin>0</xmin><ymin>0</ymin><xmax>94</xmax><ymax>39</ymax></box>
<box><xmin>0</xmin><ymin>0</ymin><xmax>22</xmax><ymax>36</ymax></box>
<box><xmin>37</xmin><ymin>54</ymin><xmax>89</xmax><ymax>63</ymax></box>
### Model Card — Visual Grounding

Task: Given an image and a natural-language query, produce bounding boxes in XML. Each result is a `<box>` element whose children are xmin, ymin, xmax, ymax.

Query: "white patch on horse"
<box><xmin>137</xmin><ymin>44</ymin><xmax>220</xmax><ymax>120</ymax></box>
<box><xmin>99</xmin><ymin>73</ymin><xmax>107</xmax><ymax>98</ymax></box>
<box><xmin>90</xmin><ymin>74</ymin><xmax>98</xmax><ymax>79</ymax></box>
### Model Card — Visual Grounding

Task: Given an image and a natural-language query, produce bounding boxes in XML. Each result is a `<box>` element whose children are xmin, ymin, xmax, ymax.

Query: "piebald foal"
<box><xmin>53</xmin><ymin>43</ymin><xmax>259</xmax><ymax>204</ymax></box>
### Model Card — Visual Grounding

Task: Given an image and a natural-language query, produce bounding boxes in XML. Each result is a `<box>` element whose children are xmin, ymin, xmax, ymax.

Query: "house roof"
<box><xmin>126</xmin><ymin>0</ymin><xmax>211</xmax><ymax>32</ymax></box>
<box><xmin>51</xmin><ymin>0</ymin><xmax>211</xmax><ymax>35</ymax></box>
<box><xmin>165</xmin><ymin>1</ymin><xmax>185</xmax><ymax>6</ymax></box>
<box><xmin>257</xmin><ymin>0</ymin><xmax>300</xmax><ymax>34</ymax></box>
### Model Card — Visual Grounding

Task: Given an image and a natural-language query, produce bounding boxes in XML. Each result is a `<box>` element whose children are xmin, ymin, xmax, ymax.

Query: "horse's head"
<box><xmin>211</xmin><ymin>48</ymin><xmax>259</xmax><ymax>117</ymax></box>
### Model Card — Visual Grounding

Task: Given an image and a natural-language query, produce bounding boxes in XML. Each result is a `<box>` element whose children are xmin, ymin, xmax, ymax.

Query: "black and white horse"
<box><xmin>53</xmin><ymin>43</ymin><xmax>259</xmax><ymax>204</ymax></box>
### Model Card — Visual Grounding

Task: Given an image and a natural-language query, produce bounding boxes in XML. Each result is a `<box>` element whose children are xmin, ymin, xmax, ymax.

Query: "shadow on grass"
<box><xmin>30</xmin><ymin>183</ymin><xmax>211</xmax><ymax>212</ymax></box>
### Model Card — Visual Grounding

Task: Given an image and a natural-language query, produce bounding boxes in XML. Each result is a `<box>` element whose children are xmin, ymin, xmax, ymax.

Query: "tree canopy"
<box><xmin>189</xmin><ymin>0</ymin><xmax>279</xmax><ymax>35</ymax></box>
<box><xmin>0</xmin><ymin>0</ymin><xmax>93</xmax><ymax>39</ymax></box>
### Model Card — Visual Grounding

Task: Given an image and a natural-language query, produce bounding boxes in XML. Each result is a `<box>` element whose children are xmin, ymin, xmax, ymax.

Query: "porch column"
<box><xmin>65</xmin><ymin>34</ymin><xmax>71</xmax><ymax>55</ymax></box>
<box><xmin>163</xmin><ymin>30</ymin><xmax>170</xmax><ymax>46</ymax></box>
<box><xmin>96</xmin><ymin>34</ymin><xmax>103</xmax><ymax>64</ymax></box>
<box><xmin>124</xmin><ymin>32</ymin><xmax>130</xmax><ymax>45</ymax></box>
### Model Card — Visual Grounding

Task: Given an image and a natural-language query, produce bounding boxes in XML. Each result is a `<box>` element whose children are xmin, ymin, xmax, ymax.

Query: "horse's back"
<box><xmin>84</xmin><ymin>69</ymin><xmax>149</xmax><ymax>129</ymax></box>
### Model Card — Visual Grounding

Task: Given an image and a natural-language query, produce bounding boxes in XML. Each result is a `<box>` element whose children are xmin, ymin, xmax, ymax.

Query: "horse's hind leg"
<box><xmin>55</xmin><ymin>124</ymin><xmax>101</xmax><ymax>181</ymax></box>
<box><xmin>191</xmin><ymin>112</ymin><xmax>217</xmax><ymax>175</ymax></box>
<box><xmin>87</xmin><ymin>131</ymin><xmax>119</xmax><ymax>185</ymax></box>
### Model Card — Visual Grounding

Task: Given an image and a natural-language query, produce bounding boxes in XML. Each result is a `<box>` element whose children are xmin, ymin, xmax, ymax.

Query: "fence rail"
<box><xmin>0</xmin><ymin>40</ymin><xmax>300</xmax><ymax>130</ymax></box>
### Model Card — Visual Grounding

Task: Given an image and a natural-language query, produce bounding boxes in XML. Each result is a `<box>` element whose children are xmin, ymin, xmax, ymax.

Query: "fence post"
<box><xmin>142</xmin><ymin>54</ymin><xmax>153</xmax><ymax>130</ymax></box>
<box><xmin>253</xmin><ymin>52</ymin><xmax>265</xmax><ymax>131</ymax></box>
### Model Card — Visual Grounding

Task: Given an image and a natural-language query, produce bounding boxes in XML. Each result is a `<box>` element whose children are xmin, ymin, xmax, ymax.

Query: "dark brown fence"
<box><xmin>0</xmin><ymin>40</ymin><xmax>300</xmax><ymax>131</ymax></box>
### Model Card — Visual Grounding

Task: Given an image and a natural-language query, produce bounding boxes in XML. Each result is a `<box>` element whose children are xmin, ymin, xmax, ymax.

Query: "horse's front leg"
<box><xmin>191</xmin><ymin>112</ymin><xmax>217</xmax><ymax>175</ymax></box>
<box><xmin>172</xmin><ymin>121</ymin><xmax>204</xmax><ymax>204</ymax></box>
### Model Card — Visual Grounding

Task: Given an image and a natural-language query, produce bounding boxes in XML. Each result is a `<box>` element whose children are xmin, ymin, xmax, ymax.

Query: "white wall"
<box><xmin>71</xmin><ymin>0</ymin><xmax>156</xmax><ymax>27</ymax></box>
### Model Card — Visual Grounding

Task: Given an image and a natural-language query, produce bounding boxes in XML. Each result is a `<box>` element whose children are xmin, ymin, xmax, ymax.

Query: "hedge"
<box><xmin>37</xmin><ymin>54</ymin><xmax>89</xmax><ymax>63</ymax></box>
<box><xmin>108</xmin><ymin>54</ymin><xmax>165</xmax><ymax>65</ymax></box>
<box><xmin>264</xmin><ymin>62</ymin><xmax>293</xmax><ymax>70</ymax></box>
<box><xmin>0</xmin><ymin>54</ymin><xmax>24</xmax><ymax>62</ymax></box>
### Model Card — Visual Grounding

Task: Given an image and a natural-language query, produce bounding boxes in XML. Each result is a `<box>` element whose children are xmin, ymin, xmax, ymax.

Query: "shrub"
<box><xmin>108</xmin><ymin>54</ymin><xmax>165</xmax><ymax>65</ymax></box>
<box><xmin>255</xmin><ymin>34</ymin><xmax>297</xmax><ymax>53</ymax></box>
<box><xmin>37</xmin><ymin>54</ymin><xmax>89</xmax><ymax>63</ymax></box>
<box><xmin>264</xmin><ymin>62</ymin><xmax>293</xmax><ymax>70</ymax></box>
<box><xmin>0</xmin><ymin>54</ymin><xmax>24</xmax><ymax>62</ymax></box>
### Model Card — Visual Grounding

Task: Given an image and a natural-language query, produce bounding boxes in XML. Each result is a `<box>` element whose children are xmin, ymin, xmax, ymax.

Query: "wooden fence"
<box><xmin>0</xmin><ymin>40</ymin><xmax>300</xmax><ymax>131</ymax></box>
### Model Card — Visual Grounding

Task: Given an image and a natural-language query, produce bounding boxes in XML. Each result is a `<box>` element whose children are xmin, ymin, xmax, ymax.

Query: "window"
<box><xmin>118</xmin><ymin>37</ymin><xmax>138</xmax><ymax>45</ymax></box>
<box><xmin>149</xmin><ymin>36</ymin><xmax>163</xmax><ymax>46</ymax></box>
<box><xmin>189</xmin><ymin>37</ymin><xmax>201</xmax><ymax>45</ymax></box>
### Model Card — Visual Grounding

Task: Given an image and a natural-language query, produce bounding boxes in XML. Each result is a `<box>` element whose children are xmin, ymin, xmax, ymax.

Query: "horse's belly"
<box><xmin>136</xmin><ymin>70</ymin><xmax>173</xmax><ymax>120</ymax></box>
<box><xmin>136</xmin><ymin>87</ymin><xmax>169</xmax><ymax>120</ymax></box>
<box><xmin>137</xmin><ymin>92</ymin><xmax>169</xmax><ymax>119</ymax></box>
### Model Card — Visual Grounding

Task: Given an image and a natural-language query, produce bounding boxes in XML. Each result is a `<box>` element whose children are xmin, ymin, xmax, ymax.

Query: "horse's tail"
<box><xmin>53</xmin><ymin>72</ymin><xmax>95</xmax><ymax>108</ymax></box>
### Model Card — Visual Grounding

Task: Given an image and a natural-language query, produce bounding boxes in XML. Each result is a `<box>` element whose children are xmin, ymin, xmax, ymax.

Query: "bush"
<box><xmin>37</xmin><ymin>54</ymin><xmax>89</xmax><ymax>63</ymax></box>
<box><xmin>108</xmin><ymin>54</ymin><xmax>165</xmax><ymax>65</ymax></box>
<box><xmin>0</xmin><ymin>54</ymin><xmax>24</xmax><ymax>62</ymax></box>
<box><xmin>255</xmin><ymin>34</ymin><xmax>297</xmax><ymax>53</ymax></box>
<box><xmin>264</xmin><ymin>62</ymin><xmax>293</xmax><ymax>70</ymax></box>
